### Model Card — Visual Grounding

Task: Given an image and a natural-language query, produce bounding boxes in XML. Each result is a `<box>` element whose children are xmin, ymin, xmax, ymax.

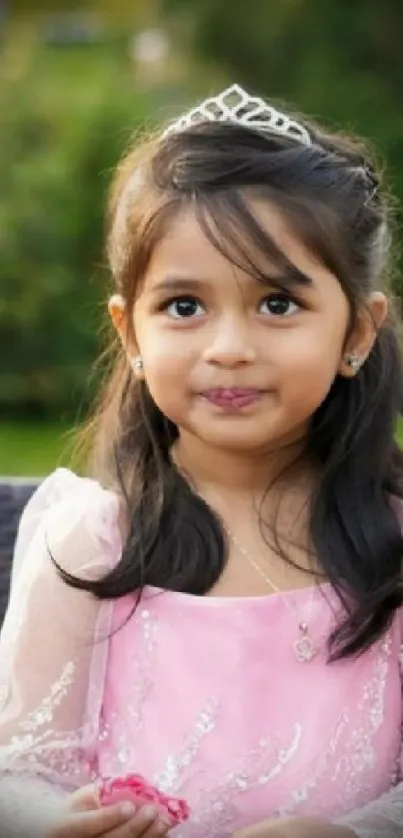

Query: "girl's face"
<box><xmin>112</xmin><ymin>201</ymin><xmax>384</xmax><ymax>455</ymax></box>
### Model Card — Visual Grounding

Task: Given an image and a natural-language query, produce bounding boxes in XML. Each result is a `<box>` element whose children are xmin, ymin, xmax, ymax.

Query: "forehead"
<box><xmin>142</xmin><ymin>199</ymin><xmax>339</xmax><ymax>294</ymax></box>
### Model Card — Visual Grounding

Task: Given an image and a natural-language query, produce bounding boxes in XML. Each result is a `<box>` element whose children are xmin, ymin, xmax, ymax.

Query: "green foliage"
<box><xmin>0</xmin><ymin>38</ymin><xmax>153</xmax><ymax>417</ymax></box>
<box><xmin>3</xmin><ymin>2</ymin><xmax>403</xmax><ymax>422</ymax></box>
<box><xmin>163</xmin><ymin>0</ymin><xmax>403</xmax><ymax>294</ymax></box>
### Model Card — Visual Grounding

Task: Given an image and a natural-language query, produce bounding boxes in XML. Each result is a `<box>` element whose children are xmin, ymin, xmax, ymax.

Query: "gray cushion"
<box><xmin>0</xmin><ymin>479</ymin><xmax>40</xmax><ymax>625</ymax></box>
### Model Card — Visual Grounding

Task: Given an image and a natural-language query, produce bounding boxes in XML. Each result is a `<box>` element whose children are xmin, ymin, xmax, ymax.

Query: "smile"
<box><xmin>200</xmin><ymin>388</ymin><xmax>265</xmax><ymax>409</ymax></box>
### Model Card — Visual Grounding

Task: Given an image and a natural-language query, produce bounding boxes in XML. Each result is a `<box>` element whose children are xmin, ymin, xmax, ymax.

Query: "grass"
<box><xmin>0</xmin><ymin>420</ymin><xmax>81</xmax><ymax>477</ymax></box>
<box><xmin>1</xmin><ymin>419</ymin><xmax>403</xmax><ymax>478</ymax></box>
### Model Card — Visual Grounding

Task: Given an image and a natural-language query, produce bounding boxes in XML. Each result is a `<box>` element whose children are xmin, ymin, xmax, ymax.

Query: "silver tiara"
<box><xmin>163</xmin><ymin>84</ymin><xmax>311</xmax><ymax>146</ymax></box>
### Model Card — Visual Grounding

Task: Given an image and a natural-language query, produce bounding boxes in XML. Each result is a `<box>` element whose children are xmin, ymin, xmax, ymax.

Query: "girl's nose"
<box><xmin>203</xmin><ymin>319</ymin><xmax>257</xmax><ymax>368</ymax></box>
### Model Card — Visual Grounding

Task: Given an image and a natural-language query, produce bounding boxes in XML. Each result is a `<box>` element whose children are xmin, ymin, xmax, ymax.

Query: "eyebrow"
<box><xmin>149</xmin><ymin>277</ymin><xmax>209</xmax><ymax>294</ymax></box>
<box><xmin>149</xmin><ymin>270</ymin><xmax>313</xmax><ymax>295</ymax></box>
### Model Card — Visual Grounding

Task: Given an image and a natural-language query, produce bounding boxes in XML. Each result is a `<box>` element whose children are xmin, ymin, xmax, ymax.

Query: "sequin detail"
<box><xmin>0</xmin><ymin>660</ymin><xmax>96</xmax><ymax>786</ymax></box>
<box><xmin>99</xmin><ymin>607</ymin><xmax>159</xmax><ymax>772</ymax></box>
<box><xmin>165</xmin><ymin>635</ymin><xmax>394</xmax><ymax>837</ymax></box>
<box><xmin>180</xmin><ymin>724</ymin><xmax>303</xmax><ymax>837</ymax></box>
<box><xmin>278</xmin><ymin>636</ymin><xmax>392</xmax><ymax>819</ymax></box>
<box><xmin>153</xmin><ymin>698</ymin><xmax>220</xmax><ymax>794</ymax></box>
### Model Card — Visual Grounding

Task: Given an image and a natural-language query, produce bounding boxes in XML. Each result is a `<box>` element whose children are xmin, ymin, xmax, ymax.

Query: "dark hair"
<box><xmin>60</xmin><ymin>102</ymin><xmax>403</xmax><ymax>660</ymax></box>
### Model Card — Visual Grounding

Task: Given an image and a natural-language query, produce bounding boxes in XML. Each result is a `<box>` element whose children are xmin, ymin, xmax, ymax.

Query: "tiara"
<box><xmin>163</xmin><ymin>84</ymin><xmax>311</xmax><ymax>146</ymax></box>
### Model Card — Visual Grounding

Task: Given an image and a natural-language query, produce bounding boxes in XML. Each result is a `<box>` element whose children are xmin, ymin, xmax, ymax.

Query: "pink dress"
<box><xmin>0</xmin><ymin>468</ymin><xmax>402</xmax><ymax>836</ymax></box>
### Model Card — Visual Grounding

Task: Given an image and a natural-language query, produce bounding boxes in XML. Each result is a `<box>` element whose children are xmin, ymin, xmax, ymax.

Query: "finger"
<box><xmin>137</xmin><ymin>811</ymin><xmax>172</xmax><ymax>838</ymax></box>
<box><xmin>139</xmin><ymin>817</ymin><xmax>172</xmax><ymax>838</ymax></box>
<box><xmin>106</xmin><ymin>805</ymin><xmax>171</xmax><ymax>838</ymax></box>
<box><xmin>54</xmin><ymin>801</ymin><xmax>137</xmax><ymax>837</ymax></box>
<box><xmin>67</xmin><ymin>784</ymin><xmax>101</xmax><ymax>813</ymax></box>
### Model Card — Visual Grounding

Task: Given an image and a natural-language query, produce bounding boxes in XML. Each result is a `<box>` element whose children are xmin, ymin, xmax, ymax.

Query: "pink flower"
<box><xmin>99</xmin><ymin>773</ymin><xmax>190</xmax><ymax>826</ymax></box>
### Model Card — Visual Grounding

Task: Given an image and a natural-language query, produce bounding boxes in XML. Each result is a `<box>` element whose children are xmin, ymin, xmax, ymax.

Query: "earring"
<box><xmin>131</xmin><ymin>356</ymin><xmax>144</xmax><ymax>376</ymax></box>
<box><xmin>345</xmin><ymin>353</ymin><xmax>362</xmax><ymax>374</ymax></box>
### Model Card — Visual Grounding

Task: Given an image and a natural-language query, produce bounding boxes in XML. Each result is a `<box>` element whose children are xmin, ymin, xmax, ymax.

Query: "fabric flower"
<box><xmin>99</xmin><ymin>773</ymin><xmax>190</xmax><ymax>826</ymax></box>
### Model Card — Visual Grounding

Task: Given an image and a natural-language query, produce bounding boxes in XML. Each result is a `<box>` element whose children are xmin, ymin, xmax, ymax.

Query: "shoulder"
<box><xmin>13</xmin><ymin>467</ymin><xmax>123</xmax><ymax>580</ymax></box>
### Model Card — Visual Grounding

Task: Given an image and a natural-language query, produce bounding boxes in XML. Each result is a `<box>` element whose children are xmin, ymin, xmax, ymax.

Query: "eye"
<box><xmin>259</xmin><ymin>293</ymin><xmax>300</xmax><ymax>317</ymax></box>
<box><xmin>162</xmin><ymin>296</ymin><xmax>205</xmax><ymax>319</ymax></box>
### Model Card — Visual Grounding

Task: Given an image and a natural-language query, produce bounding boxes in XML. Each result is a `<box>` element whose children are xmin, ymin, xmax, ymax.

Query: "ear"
<box><xmin>339</xmin><ymin>291</ymin><xmax>388</xmax><ymax>377</ymax></box>
<box><xmin>108</xmin><ymin>294</ymin><xmax>139</xmax><ymax>355</ymax></box>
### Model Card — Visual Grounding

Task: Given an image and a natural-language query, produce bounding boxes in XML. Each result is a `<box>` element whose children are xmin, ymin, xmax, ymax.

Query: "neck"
<box><xmin>172</xmin><ymin>432</ymin><xmax>320</xmax><ymax>583</ymax></box>
<box><xmin>171</xmin><ymin>432</ymin><xmax>313</xmax><ymax>504</ymax></box>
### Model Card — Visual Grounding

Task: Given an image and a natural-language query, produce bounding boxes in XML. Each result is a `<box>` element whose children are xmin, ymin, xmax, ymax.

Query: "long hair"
<box><xmin>58</xmin><ymin>109</ymin><xmax>403</xmax><ymax>660</ymax></box>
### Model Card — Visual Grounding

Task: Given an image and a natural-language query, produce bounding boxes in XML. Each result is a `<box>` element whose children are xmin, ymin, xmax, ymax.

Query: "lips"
<box><xmin>200</xmin><ymin>388</ymin><xmax>263</xmax><ymax>408</ymax></box>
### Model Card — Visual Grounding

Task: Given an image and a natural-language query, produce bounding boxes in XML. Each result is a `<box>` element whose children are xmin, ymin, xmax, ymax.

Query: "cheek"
<box><xmin>137</xmin><ymin>322</ymin><xmax>192</xmax><ymax>367</ymax></box>
<box><xmin>279</xmin><ymin>319</ymin><xmax>345</xmax><ymax>372</ymax></box>
<box><xmin>137</xmin><ymin>329</ymin><xmax>192</xmax><ymax>416</ymax></box>
<box><xmin>276</xmin><ymin>324</ymin><xmax>344</xmax><ymax>404</ymax></box>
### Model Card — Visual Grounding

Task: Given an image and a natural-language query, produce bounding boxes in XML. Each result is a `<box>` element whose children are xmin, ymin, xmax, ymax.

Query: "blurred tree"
<box><xmin>0</xmin><ymin>37</ymin><xmax>155</xmax><ymax>417</ymax></box>
<box><xmin>162</xmin><ymin>0</ymin><xmax>403</xmax><ymax>125</ymax></box>
<box><xmin>6</xmin><ymin>0</ymin><xmax>159</xmax><ymax>27</ymax></box>
<box><xmin>3</xmin><ymin>0</ymin><xmax>403</xmax><ymax>419</ymax></box>
<box><xmin>163</xmin><ymin>0</ymin><xmax>403</xmax><ymax>295</ymax></box>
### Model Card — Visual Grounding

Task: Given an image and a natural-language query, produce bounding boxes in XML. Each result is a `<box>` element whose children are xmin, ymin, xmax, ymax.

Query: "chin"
<box><xmin>193</xmin><ymin>427</ymin><xmax>279</xmax><ymax>453</ymax></box>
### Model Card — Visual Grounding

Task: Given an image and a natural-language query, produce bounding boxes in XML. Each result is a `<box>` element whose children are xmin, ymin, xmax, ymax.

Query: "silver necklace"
<box><xmin>170</xmin><ymin>449</ymin><xmax>318</xmax><ymax>662</ymax></box>
<box><xmin>223</xmin><ymin>525</ymin><xmax>318</xmax><ymax>663</ymax></box>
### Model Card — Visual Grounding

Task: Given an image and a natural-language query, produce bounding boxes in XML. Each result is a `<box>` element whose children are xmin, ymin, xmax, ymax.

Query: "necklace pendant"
<box><xmin>293</xmin><ymin>623</ymin><xmax>317</xmax><ymax>663</ymax></box>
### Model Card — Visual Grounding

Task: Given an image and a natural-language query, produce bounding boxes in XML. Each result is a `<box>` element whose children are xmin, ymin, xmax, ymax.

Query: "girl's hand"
<box><xmin>234</xmin><ymin>818</ymin><xmax>356</xmax><ymax>838</ymax></box>
<box><xmin>47</xmin><ymin>784</ymin><xmax>172</xmax><ymax>838</ymax></box>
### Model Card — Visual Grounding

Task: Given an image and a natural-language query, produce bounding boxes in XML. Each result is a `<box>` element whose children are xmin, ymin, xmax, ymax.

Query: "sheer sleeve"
<box><xmin>335</xmin><ymin>786</ymin><xmax>403</xmax><ymax>838</ymax></box>
<box><xmin>0</xmin><ymin>468</ymin><xmax>121</xmax><ymax>835</ymax></box>
<box><xmin>334</xmin><ymin>619</ymin><xmax>403</xmax><ymax>837</ymax></box>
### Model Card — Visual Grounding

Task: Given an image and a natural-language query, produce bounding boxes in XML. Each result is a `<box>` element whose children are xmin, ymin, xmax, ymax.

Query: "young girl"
<box><xmin>1</xmin><ymin>84</ymin><xmax>403</xmax><ymax>838</ymax></box>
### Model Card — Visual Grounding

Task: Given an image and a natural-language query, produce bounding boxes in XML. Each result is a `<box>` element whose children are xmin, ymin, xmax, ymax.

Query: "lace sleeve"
<box><xmin>334</xmin><ymin>620</ymin><xmax>403</xmax><ymax>837</ymax></box>
<box><xmin>0</xmin><ymin>469</ymin><xmax>121</xmax><ymax>836</ymax></box>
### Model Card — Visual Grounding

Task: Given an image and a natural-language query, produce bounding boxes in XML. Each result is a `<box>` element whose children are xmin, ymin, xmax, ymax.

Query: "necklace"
<box><xmin>169</xmin><ymin>448</ymin><xmax>318</xmax><ymax>662</ymax></box>
<box><xmin>223</xmin><ymin>525</ymin><xmax>318</xmax><ymax>663</ymax></box>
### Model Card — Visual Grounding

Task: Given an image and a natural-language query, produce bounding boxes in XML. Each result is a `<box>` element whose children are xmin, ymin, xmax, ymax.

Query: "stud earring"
<box><xmin>345</xmin><ymin>353</ymin><xmax>362</xmax><ymax>374</ymax></box>
<box><xmin>131</xmin><ymin>356</ymin><xmax>144</xmax><ymax>375</ymax></box>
